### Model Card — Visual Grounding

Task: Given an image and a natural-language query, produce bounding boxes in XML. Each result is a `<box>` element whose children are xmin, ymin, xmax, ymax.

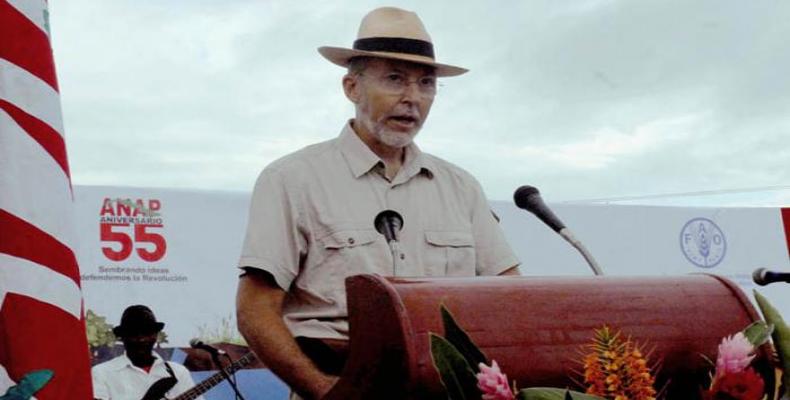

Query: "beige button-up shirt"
<box><xmin>238</xmin><ymin>122</ymin><xmax>519</xmax><ymax>339</ymax></box>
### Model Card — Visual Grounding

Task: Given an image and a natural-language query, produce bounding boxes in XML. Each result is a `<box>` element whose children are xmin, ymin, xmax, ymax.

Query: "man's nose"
<box><xmin>400</xmin><ymin>80</ymin><xmax>422</xmax><ymax>102</ymax></box>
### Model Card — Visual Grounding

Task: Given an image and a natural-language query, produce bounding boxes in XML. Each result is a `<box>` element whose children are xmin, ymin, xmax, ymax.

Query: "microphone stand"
<box><xmin>209</xmin><ymin>351</ymin><xmax>246</xmax><ymax>400</ymax></box>
<box><xmin>387</xmin><ymin>239</ymin><xmax>404</xmax><ymax>276</ymax></box>
<box><xmin>514</xmin><ymin>185</ymin><xmax>604</xmax><ymax>276</ymax></box>
<box><xmin>558</xmin><ymin>229</ymin><xmax>603</xmax><ymax>276</ymax></box>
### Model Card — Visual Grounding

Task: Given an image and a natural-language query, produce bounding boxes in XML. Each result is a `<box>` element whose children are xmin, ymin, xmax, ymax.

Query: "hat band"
<box><xmin>353</xmin><ymin>37</ymin><xmax>435</xmax><ymax>59</ymax></box>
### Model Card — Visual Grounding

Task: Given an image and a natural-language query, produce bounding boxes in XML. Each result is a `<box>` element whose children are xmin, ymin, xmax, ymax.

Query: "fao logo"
<box><xmin>679</xmin><ymin>218</ymin><xmax>727</xmax><ymax>268</ymax></box>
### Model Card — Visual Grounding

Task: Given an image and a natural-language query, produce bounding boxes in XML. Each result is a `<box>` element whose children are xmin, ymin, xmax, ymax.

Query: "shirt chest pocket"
<box><xmin>424</xmin><ymin>231</ymin><xmax>476</xmax><ymax>277</ymax></box>
<box><xmin>317</xmin><ymin>229</ymin><xmax>388</xmax><ymax>285</ymax></box>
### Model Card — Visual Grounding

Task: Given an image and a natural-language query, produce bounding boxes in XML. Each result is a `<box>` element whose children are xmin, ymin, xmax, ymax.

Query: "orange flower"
<box><xmin>581</xmin><ymin>326</ymin><xmax>657</xmax><ymax>400</ymax></box>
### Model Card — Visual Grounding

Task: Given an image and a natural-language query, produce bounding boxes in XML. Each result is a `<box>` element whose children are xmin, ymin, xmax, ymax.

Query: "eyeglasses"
<box><xmin>360</xmin><ymin>72</ymin><xmax>439</xmax><ymax>97</ymax></box>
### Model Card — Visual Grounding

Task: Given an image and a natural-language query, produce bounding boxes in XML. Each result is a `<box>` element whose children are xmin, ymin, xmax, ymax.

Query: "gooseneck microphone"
<box><xmin>374</xmin><ymin>210</ymin><xmax>404</xmax><ymax>243</ymax></box>
<box><xmin>513</xmin><ymin>185</ymin><xmax>604</xmax><ymax>276</ymax></box>
<box><xmin>374</xmin><ymin>210</ymin><xmax>405</xmax><ymax>275</ymax></box>
<box><xmin>189</xmin><ymin>338</ymin><xmax>226</xmax><ymax>356</ymax></box>
<box><xmin>514</xmin><ymin>186</ymin><xmax>566</xmax><ymax>232</ymax></box>
<box><xmin>753</xmin><ymin>268</ymin><xmax>790</xmax><ymax>286</ymax></box>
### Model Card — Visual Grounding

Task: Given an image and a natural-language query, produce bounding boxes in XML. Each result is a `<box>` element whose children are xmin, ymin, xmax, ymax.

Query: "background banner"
<box><xmin>74</xmin><ymin>185</ymin><xmax>790</xmax><ymax>347</ymax></box>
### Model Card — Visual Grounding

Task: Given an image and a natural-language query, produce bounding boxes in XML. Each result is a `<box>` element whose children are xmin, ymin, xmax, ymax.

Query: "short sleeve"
<box><xmin>468</xmin><ymin>178</ymin><xmax>520</xmax><ymax>275</ymax></box>
<box><xmin>237</xmin><ymin>167</ymin><xmax>306</xmax><ymax>290</ymax></box>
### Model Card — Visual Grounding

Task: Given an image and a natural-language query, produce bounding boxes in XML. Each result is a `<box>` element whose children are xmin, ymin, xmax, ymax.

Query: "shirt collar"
<box><xmin>115</xmin><ymin>351</ymin><xmax>164</xmax><ymax>371</ymax></box>
<box><xmin>338</xmin><ymin>120</ymin><xmax>434</xmax><ymax>180</ymax></box>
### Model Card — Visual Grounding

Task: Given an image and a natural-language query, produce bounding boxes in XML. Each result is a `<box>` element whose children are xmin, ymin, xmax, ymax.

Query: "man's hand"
<box><xmin>236</xmin><ymin>269</ymin><xmax>338</xmax><ymax>399</ymax></box>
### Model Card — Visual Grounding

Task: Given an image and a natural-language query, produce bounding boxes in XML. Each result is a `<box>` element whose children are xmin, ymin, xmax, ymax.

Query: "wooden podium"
<box><xmin>324</xmin><ymin>274</ymin><xmax>771</xmax><ymax>399</ymax></box>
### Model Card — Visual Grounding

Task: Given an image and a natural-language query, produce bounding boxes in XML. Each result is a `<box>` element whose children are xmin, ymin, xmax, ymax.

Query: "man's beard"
<box><xmin>359</xmin><ymin>113</ymin><xmax>421</xmax><ymax>149</ymax></box>
<box><xmin>374</xmin><ymin>125</ymin><xmax>419</xmax><ymax>148</ymax></box>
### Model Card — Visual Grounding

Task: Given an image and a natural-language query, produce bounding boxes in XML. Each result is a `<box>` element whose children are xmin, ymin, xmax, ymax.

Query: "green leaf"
<box><xmin>430</xmin><ymin>333</ymin><xmax>480</xmax><ymax>400</ymax></box>
<box><xmin>441</xmin><ymin>305</ymin><xmax>488</xmax><ymax>372</ymax></box>
<box><xmin>742</xmin><ymin>321</ymin><xmax>774</xmax><ymax>347</ymax></box>
<box><xmin>516</xmin><ymin>388</ymin><xmax>606</xmax><ymax>400</ymax></box>
<box><xmin>753</xmin><ymin>290</ymin><xmax>790</xmax><ymax>393</ymax></box>
<box><xmin>0</xmin><ymin>370</ymin><xmax>53</xmax><ymax>400</ymax></box>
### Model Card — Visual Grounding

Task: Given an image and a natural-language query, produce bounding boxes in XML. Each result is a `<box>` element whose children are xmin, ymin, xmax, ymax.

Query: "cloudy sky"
<box><xmin>49</xmin><ymin>0</ymin><xmax>790</xmax><ymax>206</ymax></box>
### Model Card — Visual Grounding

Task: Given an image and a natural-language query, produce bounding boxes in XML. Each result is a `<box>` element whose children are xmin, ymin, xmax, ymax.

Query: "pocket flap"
<box><xmin>320</xmin><ymin>229</ymin><xmax>380</xmax><ymax>249</ymax></box>
<box><xmin>425</xmin><ymin>231</ymin><xmax>474</xmax><ymax>247</ymax></box>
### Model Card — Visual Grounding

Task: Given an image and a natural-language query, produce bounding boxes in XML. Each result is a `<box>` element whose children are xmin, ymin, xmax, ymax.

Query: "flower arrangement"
<box><xmin>704</xmin><ymin>331</ymin><xmax>765</xmax><ymax>400</ymax></box>
<box><xmin>699</xmin><ymin>290</ymin><xmax>790</xmax><ymax>400</ymax></box>
<box><xmin>430</xmin><ymin>305</ymin><xmax>612</xmax><ymax>400</ymax></box>
<box><xmin>430</xmin><ymin>289</ymin><xmax>790</xmax><ymax>400</ymax></box>
<box><xmin>580</xmin><ymin>326</ymin><xmax>657</xmax><ymax>400</ymax></box>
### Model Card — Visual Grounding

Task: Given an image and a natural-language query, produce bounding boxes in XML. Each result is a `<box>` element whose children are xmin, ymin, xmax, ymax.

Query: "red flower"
<box><xmin>708</xmin><ymin>368</ymin><xmax>764</xmax><ymax>400</ymax></box>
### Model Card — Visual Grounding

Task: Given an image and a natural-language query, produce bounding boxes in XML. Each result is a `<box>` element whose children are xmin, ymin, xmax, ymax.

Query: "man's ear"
<box><xmin>343</xmin><ymin>74</ymin><xmax>360</xmax><ymax>104</ymax></box>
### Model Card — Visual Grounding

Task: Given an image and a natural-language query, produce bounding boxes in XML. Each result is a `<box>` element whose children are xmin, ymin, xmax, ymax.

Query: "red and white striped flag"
<box><xmin>1</xmin><ymin>0</ymin><xmax>93</xmax><ymax>398</ymax></box>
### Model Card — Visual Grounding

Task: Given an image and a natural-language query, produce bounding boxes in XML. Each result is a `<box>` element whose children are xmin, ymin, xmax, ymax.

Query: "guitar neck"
<box><xmin>175</xmin><ymin>352</ymin><xmax>256</xmax><ymax>400</ymax></box>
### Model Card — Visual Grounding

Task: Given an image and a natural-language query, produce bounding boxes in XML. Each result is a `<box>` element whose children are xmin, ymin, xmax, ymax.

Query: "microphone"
<box><xmin>753</xmin><ymin>268</ymin><xmax>790</xmax><ymax>286</ymax></box>
<box><xmin>513</xmin><ymin>185</ymin><xmax>604</xmax><ymax>276</ymax></box>
<box><xmin>374</xmin><ymin>210</ymin><xmax>404</xmax><ymax>243</ymax></box>
<box><xmin>189</xmin><ymin>339</ymin><xmax>226</xmax><ymax>356</ymax></box>
<box><xmin>374</xmin><ymin>210</ymin><xmax>405</xmax><ymax>275</ymax></box>
<box><xmin>190</xmin><ymin>340</ymin><xmax>247</xmax><ymax>399</ymax></box>
<box><xmin>513</xmin><ymin>185</ymin><xmax>565</xmax><ymax>232</ymax></box>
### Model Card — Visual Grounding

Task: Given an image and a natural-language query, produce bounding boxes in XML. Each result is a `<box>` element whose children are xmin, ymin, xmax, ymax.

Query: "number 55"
<box><xmin>100</xmin><ymin>223</ymin><xmax>166</xmax><ymax>262</ymax></box>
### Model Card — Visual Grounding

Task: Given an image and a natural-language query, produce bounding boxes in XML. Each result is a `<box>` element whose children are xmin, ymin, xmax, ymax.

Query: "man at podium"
<box><xmin>236</xmin><ymin>7</ymin><xmax>520</xmax><ymax>399</ymax></box>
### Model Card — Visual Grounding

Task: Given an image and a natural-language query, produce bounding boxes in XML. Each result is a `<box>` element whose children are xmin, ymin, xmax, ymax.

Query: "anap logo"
<box><xmin>99</xmin><ymin>198</ymin><xmax>166</xmax><ymax>262</ymax></box>
<box><xmin>679</xmin><ymin>218</ymin><xmax>727</xmax><ymax>268</ymax></box>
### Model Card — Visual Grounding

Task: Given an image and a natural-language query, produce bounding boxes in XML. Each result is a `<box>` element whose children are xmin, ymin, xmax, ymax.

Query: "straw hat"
<box><xmin>318</xmin><ymin>7</ymin><xmax>468</xmax><ymax>77</ymax></box>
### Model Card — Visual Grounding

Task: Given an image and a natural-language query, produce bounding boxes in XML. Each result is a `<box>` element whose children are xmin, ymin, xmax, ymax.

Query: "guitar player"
<box><xmin>91</xmin><ymin>305</ymin><xmax>204</xmax><ymax>400</ymax></box>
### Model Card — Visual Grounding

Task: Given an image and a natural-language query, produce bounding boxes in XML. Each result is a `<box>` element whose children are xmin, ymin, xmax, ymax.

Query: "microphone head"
<box><xmin>513</xmin><ymin>185</ymin><xmax>541</xmax><ymax>210</ymax></box>
<box><xmin>752</xmin><ymin>268</ymin><xmax>768</xmax><ymax>286</ymax></box>
<box><xmin>374</xmin><ymin>210</ymin><xmax>404</xmax><ymax>235</ymax></box>
<box><xmin>513</xmin><ymin>184</ymin><xmax>566</xmax><ymax>232</ymax></box>
<box><xmin>189</xmin><ymin>338</ymin><xmax>225</xmax><ymax>355</ymax></box>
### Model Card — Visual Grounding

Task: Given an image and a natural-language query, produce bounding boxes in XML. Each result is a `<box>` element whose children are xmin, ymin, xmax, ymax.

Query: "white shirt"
<box><xmin>91</xmin><ymin>353</ymin><xmax>203</xmax><ymax>400</ymax></box>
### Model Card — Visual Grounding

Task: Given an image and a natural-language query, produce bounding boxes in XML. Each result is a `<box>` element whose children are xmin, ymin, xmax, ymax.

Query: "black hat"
<box><xmin>112</xmin><ymin>305</ymin><xmax>165</xmax><ymax>337</ymax></box>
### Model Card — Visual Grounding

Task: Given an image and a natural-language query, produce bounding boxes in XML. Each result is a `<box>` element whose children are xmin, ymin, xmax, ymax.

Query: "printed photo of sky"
<box><xmin>50</xmin><ymin>0</ymin><xmax>790</xmax><ymax>206</ymax></box>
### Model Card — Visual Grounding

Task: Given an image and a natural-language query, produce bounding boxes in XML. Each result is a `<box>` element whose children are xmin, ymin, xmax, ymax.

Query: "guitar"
<box><xmin>141</xmin><ymin>352</ymin><xmax>257</xmax><ymax>400</ymax></box>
